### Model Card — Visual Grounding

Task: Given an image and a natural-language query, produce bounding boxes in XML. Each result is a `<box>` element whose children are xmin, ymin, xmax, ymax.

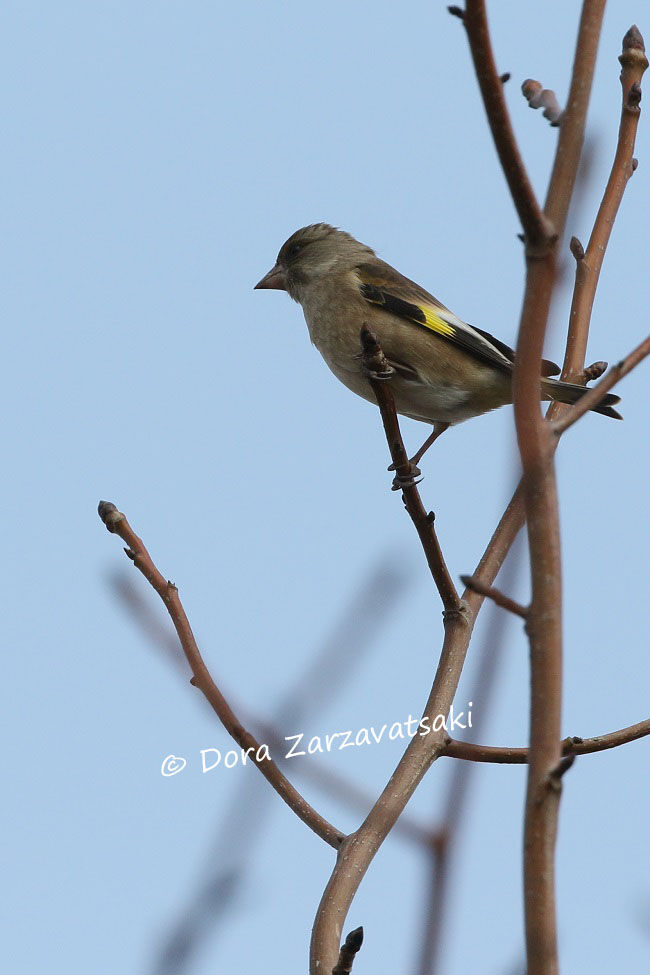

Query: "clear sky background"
<box><xmin>4</xmin><ymin>2</ymin><xmax>649</xmax><ymax>973</ymax></box>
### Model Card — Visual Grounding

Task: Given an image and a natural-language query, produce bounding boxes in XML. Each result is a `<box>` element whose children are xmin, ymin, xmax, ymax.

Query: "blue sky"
<box><xmin>4</xmin><ymin>2</ymin><xmax>649</xmax><ymax>973</ymax></box>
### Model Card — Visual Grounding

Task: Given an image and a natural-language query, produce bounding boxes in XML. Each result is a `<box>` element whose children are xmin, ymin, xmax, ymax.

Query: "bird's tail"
<box><xmin>541</xmin><ymin>377</ymin><xmax>622</xmax><ymax>419</ymax></box>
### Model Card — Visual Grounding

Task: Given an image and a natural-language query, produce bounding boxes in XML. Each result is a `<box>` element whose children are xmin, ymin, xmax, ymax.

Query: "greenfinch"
<box><xmin>255</xmin><ymin>224</ymin><xmax>620</xmax><ymax>465</ymax></box>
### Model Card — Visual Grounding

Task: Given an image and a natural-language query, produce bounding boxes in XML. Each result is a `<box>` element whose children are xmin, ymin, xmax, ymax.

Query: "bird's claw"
<box><xmin>390</xmin><ymin>464</ymin><xmax>423</xmax><ymax>491</ymax></box>
<box><xmin>363</xmin><ymin>366</ymin><xmax>395</xmax><ymax>381</ymax></box>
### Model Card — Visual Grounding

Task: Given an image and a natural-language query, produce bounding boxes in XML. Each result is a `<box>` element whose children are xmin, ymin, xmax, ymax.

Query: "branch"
<box><xmin>544</xmin><ymin>0</ymin><xmax>607</xmax><ymax>235</ymax></box>
<box><xmin>416</xmin><ymin>550</ymin><xmax>522</xmax><ymax>975</ymax></box>
<box><xmin>444</xmin><ymin>719</ymin><xmax>650</xmax><ymax>763</ymax></box>
<box><xmin>460</xmin><ymin>573</ymin><xmax>528</xmax><ymax>619</ymax></box>
<box><xmin>561</xmin><ymin>25</ymin><xmax>649</xmax><ymax>383</ymax></box>
<box><xmin>511</xmin><ymin>9</ymin><xmax>610</xmax><ymax>971</ymax></box>
<box><xmin>310</xmin><ymin>430</ymin><xmax>528</xmax><ymax>975</ymax></box>
<box><xmin>552</xmin><ymin>333</ymin><xmax>650</xmax><ymax>435</ymax></box>
<box><xmin>461</xmin><ymin>1</ymin><xmax>554</xmax><ymax>248</ymax></box>
<box><xmin>455</xmin><ymin>10</ymin><xmax>604</xmax><ymax>972</ymax></box>
<box><xmin>255</xmin><ymin>720</ymin><xmax>440</xmax><ymax>850</ymax></box>
<box><xmin>359</xmin><ymin>324</ymin><xmax>460</xmax><ymax>613</ymax></box>
<box><xmin>310</xmin><ymin>13</ymin><xmax>625</xmax><ymax>957</ymax></box>
<box><xmin>96</xmin><ymin>501</ymin><xmax>344</xmax><ymax>851</ymax></box>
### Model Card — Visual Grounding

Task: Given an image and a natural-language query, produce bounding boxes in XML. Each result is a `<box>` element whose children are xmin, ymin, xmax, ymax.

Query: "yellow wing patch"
<box><xmin>358</xmin><ymin>281</ymin><xmax>514</xmax><ymax>373</ymax></box>
<box><xmin>420</xmin><ymin>305</ymin><xmax>455</xmax><ymax>338</ymax></box>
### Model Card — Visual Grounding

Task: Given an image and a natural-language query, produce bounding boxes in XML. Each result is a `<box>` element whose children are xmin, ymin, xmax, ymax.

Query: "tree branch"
<box><xmin>544</xmin><ymin>0</ymin><xmax>607</xmax><ymax>235</ymax></box>
<box><xmin>514</xmin><ymin>263</ymin><xmax>564</xmax><ymax>975</ymax></box>
<box><xmin>359</xmin><ymin>324</ymin><xmax>461</xmax><ymax>614</ymax></box>
<box><xmin>553</xmin><ymin>333</ymin><xmax>650</xmax><ymax>435</ymax></box>
<box><xmin>561</xmin><ymin>25</ymin><xmax>648</xmax><ymax>383</ymax></box>
<box><xmin>309</xmin><ymin>11</ymin><xmax>643</xmax><ymax>972</ymax></box>
<box><xmin>460</xmin><ymin>573</ymin><xmax>528</xmax><ymax>619</ymax></box>
<box><xmin>462</xmin><ymin>1</ymin><xmax>554</xmax><ymax>247</ymax></box>
<box><xmin>97</xmin><ymin>501</ymin><xmax>344</xmax><ymax>850</ymax></box>
<box><xmin>415</xmin><ymin>550</ymin><xmax>522</xmax><ymax>975</ymax></box>
<box><xmin>310</xmin><ymin>349</ymin><xmax>528</xmax><ymax>974</ymax></box>
<box><xmin>510</xmin><ymin>5</ymin><xmax>607</xmax><ymax>970</ymax></box>
<box><xmin>443</xmin><ymin>719</ymin><xmax>650</xmax><ymax>763</ymax></box>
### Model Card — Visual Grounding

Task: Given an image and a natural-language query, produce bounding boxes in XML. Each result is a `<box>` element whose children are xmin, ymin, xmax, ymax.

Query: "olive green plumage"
<box><xmin>255</xmin><ymin>224</ymin><xmax>621</xmax><ymax>445</ymax></box>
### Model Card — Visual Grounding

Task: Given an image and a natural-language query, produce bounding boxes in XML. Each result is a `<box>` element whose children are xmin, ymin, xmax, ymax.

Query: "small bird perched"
<box><xmin>255</xmin><ymin>224</ymin><xmax>620</xmax><ymax>471</ymax></box>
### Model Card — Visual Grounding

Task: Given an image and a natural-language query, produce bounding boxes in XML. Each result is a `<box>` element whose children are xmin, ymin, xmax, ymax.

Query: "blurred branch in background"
<box><xmin>521</xmin><ymin>79</ymin><xmax>563</xmax><ymax>127</ymax></box>
<box><xmin>105</xmin><ymin>553</ymin><xmax>414</xmax><ymax>973</ymax></box>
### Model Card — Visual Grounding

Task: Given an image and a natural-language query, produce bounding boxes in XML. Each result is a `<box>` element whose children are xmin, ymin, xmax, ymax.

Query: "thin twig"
<box><xmin>544</xmin><ymin>0</ymin><xmax>607</xmax><ymax>234</ymax></box>
<box><xmin>462</xmin><ymin>1</ymin><xmax>554</xmax><ymax>247</ymax></box>
<box><xmin>97</xmin><ymin>501</ymin><xmax>344</xmax><ymax>850</ymax></box>
<box><xmin>553</xmin><ymin>334</ymin><xmax>650</xmax><ymax>435</ymax></box>
<box><xmin>359</xmin><ymin>324</ymin><xmax>460</xmax><ymax>613</ymax></box>
<box><xmin>561</xmin><ymin>24</ymin><xmax>649</xmax><ymax>384</ymax></box>
<box><xmin>460</xmin><ymin>573</ymin><xmax>528</xmax><ymax>619</ymax></box>
<box><xmin>443</xmin><ymin>719</ymin><xmax>650</xmax><ymax>763</ymax></box>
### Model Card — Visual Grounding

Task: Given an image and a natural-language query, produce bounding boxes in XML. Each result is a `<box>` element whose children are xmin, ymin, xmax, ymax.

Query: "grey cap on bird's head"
<box><xmin>254</xmin><ymin>224</ymin><xmax>374</xmax><ymax>292</ymax></box>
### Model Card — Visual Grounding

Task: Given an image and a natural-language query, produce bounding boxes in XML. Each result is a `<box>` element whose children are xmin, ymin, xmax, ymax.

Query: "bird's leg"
<box><xmin>409</xmin><ymin>422</ymin><xmax>449</xmax><ymax>467</ymax></box>
<box><xmin>388</xmin><ymin>423</ymin><xmax>449</xmax><ymax>481</ymax></box>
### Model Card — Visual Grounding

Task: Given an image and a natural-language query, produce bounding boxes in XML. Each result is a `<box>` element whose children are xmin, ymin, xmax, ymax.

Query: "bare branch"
<box><xmin>96</xmin><ymin>501</ymin><xmax>344</xmax><ymax>850</ymax></box>
<box><xmin>561</xmin><ymin>24</ymin><xmax>648</xmax><ymax>383</ymax></box>
<box><xmin>416</xmin><ymin>550</ymin><xmax>522</xmax><ymax>975</ymax></box>
<box><xmin>521</xmin><ymin>79</ymin><xmax>563</xmax><ymax>126</ymax></box>
<box><xmin>462</xmin><ymin>1</ymin><xmax>554</xmax><ymax>247</ymax></box>
<box><xmin>310</xmin><ymin>13</ymin><xmax>638</xmax><ymax>969</ymax></box>
<box><xmin>310</xmin><ymin>472</ymin><xmax>536</xmax><ymax>971</ymax></box>
<box><xmin>544</xmin><ymin>0</ymin><xmax>607</xmax><ymax>235</ymax></box>
<box><xmin>255</xmin><ymin>720</ymin><xmax>440</xmax><ymax>850</ymax></box>
<box><xmin>443</xmin><ymin>719</ymin><xmax>650</xmax><ymax>763</ymax></box>
<box><xmin>550</xmin><ymin>21</ymin><xmax>649</xmax><ymax>422</ymax></box>
<box><xmin>452</xmin><ymin>9</ymin><xmax>605</xmax><ymax>972</ymax></box>
<box><xmin>310</xmin><ymin>449</ymin><xmax>527</xmax><ymax>975</ymax></box>
<box><xmin>359</xmin><ymin>324</ymin><xmax>460</xmax><ymax>613</ymax></box>
<box><xmin>508</xmin><ymin>8</ymin><xmax>613</xmax><ymax>970</ymax></box>
<box><xmin>553</xmin><ymin>334</ymin><xmax>650</xmax><ymax>435</ymax></box>
<box><xmin>460</xmin><ymin>573</ymin><xmax>528</xmax><ymax>619</ymax></box>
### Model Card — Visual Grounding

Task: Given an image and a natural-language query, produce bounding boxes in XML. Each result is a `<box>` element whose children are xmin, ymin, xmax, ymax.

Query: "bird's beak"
<box><xmin>254</xmin><ymin>263</ymin><xmax>287</xmax><ymax>291</ymax></box>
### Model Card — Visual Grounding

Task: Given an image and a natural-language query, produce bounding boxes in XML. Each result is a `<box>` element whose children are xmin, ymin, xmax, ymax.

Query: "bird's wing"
<box><xmin>356</xmin><ymin>261</ymin><xmax>560</xmax><ymax>377</ymax></box>
<box><xmin>469</xmin><ymin>324</ymin><xmax>560</xmax><ymax>378</ymax></box>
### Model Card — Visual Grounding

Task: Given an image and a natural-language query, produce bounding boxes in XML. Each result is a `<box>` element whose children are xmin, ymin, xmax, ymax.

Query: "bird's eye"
<box><xmin>287</xmin><ymin>241</ymin><xmax>303</xmax><ymax>258</ymax></box>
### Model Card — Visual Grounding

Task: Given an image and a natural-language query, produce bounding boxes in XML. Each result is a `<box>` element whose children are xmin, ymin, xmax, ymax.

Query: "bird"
<box><xmin>255</xmin><ymin>223</ymin><xmax>620</xmax><ymax>476</ymax></box>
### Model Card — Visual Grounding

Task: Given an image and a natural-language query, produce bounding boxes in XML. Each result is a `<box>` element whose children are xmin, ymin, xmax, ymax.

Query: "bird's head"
<box><xmin>254</xmin><ymin>224</ymin><xmax>375</xmax><ymax>300</ymax></box>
